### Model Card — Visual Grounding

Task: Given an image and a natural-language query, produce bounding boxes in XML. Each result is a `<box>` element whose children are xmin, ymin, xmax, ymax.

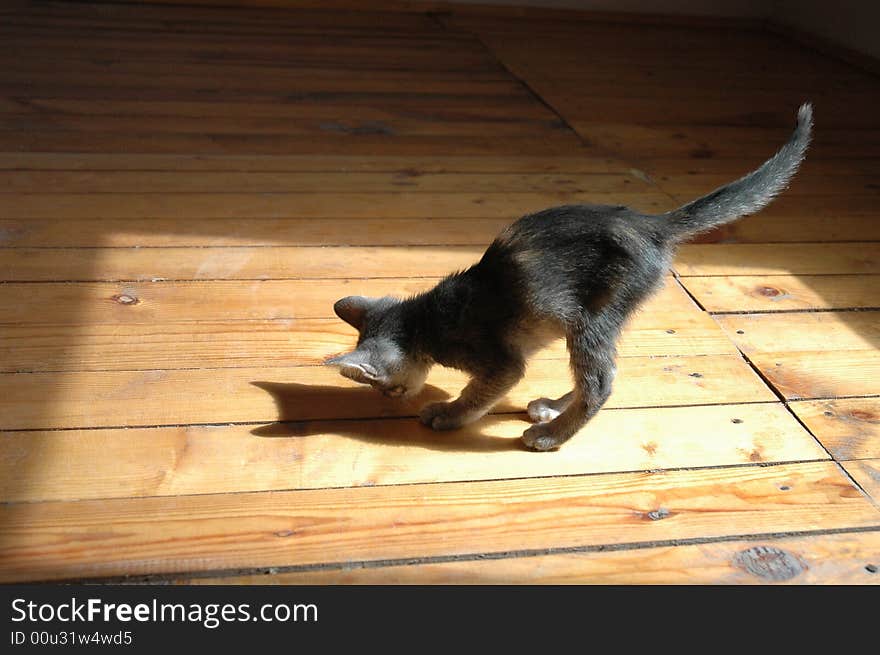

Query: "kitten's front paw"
<box><xmin>419</xmin><ymin>402</ymin><xmax>465</xmax><ymax>431</ymax></box>
<box><xmin>522</xmin><ymin>424</ymin><xmax>563</xmax><ymax>452</ymax></box>
<box><xmin>527</xmin><ymin>397</ymin><xmax>562</xmax><ymax>423</ymax></box>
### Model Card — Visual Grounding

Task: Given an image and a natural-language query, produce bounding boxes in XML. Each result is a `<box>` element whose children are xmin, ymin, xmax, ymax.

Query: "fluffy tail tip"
<box><xmin>797</xmin><ymin>102</ymin><xmax>814</xmax><ymax>133</ymax></box>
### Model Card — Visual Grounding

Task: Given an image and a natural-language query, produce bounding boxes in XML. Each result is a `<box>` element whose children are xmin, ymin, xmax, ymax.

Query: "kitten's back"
<box><xmin>484</xmin><ymin>203</ymin><xmax>670</xmax><ymax>326</ymax></box>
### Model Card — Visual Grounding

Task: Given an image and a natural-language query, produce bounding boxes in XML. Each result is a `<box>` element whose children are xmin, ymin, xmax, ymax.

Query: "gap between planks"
<box><xmin>174</xmin><ymin>529</ymin><xmax>880</xmax><ymax>585</ymax></box>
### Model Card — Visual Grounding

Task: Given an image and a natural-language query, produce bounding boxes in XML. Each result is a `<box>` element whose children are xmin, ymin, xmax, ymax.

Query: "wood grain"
<box><xmin>0</xmin><ymin>170</ymin><xmax>647</xmax><ymax>194</ymax></box>
<box><xmin>640</xmin><ymin>156</ymin><xmax>880</xmax><ymax>178</ymax></box>
<box><xmin>573</xmin><ymin>123</ymin><xmax>880</xmax><ymax>160</ymax></box>
<box><xmin>0</xmin><ymin>71</ymin><xmax>535</xmax><ymax>101</ymax></box>
<box><xmin>676</xmin><ymin>243</ymin><xmax>880</xmax><ymax>276</ymax></box>
<box><xmin>2</xmin><ymin>111</ymin><xmax>570</xmax><ymax>139</ymax></box>
<box><xmin>0</xmin><ymin>150</ymin><xmax>601</xmax><ymax>170</ymax></box>
<box><xmin>0</xmin><ymin>152</ymin><xmax>628</xmax><ymax>174</ymax></box>
<box><xmin>0</xmin><ymin>403</ymin><xmax>822</xmax><ymax>503</ymax></box>
<box><xmin>0</xmin><ymin>276</ymin><xmax>695</xmax><ymax>325</ymax></box>
<box><xmin>0</xmin><ymin>191</ymin><xmax>672</xmax><ymax>220</ymax></box>
<box><xmin>0</xmin><ymin>132</ymin><xmax>585</xmax><ymax>156</ymax></box>
<box><xmin>714</xmin><ymin>312</ymin><xmax>880</xmax><ymax>400</ymax></box>
<box><xmin>14</xmin><ymin>242</ymin><xmax>874</xmax><ymax>283</ymax></box>
<box><xmin>692</xmin><ymin>214</ymin><xmax>880</xmax><ymax>244</ymax></box>
<box><xmin>0</xmin><ymin>246</ymin><xmax>487</xmax><ymax>281</ymax></box>
<box><xmin>714</xmin><ymin>312</ymin><xmax>880</xmax><ymax>354</ymax></box>
<box><xmin>3</xmin><ymin>214</ymin><xmax>878</xmax><ymax>248</ymax></box>
<box><xmin>681</xmin><ymin>275</ymin><xmax>880</xmax><ymax>312</ymax></box>
<box><xmin>844</xmin><ymin>460</ymin><xmax>880</xmax><ymax>504</ymax></box>
<box><xmin>746</xmin><ymin>351</ymin><xmax>880</xmax><ymax>400</ymax></box>
<box><xmin>0</xmin><ymin>311</ymin><xmax>736</xmax><ymax>373</ymax></box>
<box><xmin>184</xmin><ymin>531</ymin><xmax>880</xmax><ymax>584</ymax></box>
<box><xmin>0</xmin><ymin>461</ymin><xmax>875</xmax><ymax>583</ymax></box>
<box><xmin>790</xmin><ymin>398</ymin><xmax>880</xmax><ymax>460</ymax></box>
<box><xmin>0</xmin><ymin>354</ymin><xmax>774</xmax><ymax>430</ymax></box>
<box><xmin>0</xmin><ymin>217</ymin><xmax>514</xmax><ymax>247</ymax></box>
<box><xmin>4</xmin><ymin>0</ymin><xmax>880</xmax><ymax>585</ymax></box>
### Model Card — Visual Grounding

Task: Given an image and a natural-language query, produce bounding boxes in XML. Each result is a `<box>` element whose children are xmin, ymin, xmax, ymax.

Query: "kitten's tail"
<box><xmin>661</xmin><ymin>103</ymin><xmax>813</xmax><ymax>241</ymax></box>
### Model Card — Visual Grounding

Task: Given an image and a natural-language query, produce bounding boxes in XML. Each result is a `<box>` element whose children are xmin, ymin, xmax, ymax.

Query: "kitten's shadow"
<box><xmin>249</xmin><ymin>381</ymin><xmax>526</xmax><ymax>452</ymax></box>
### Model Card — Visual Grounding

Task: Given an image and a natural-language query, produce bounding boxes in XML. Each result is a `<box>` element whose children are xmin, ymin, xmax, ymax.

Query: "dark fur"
<box><xmin>327</xmin><ymin>104</ymin><xmax>812</xmax><ymax>450</ymax></box>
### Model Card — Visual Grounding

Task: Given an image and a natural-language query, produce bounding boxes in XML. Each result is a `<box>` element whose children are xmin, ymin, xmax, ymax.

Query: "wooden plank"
<box><xmin>0</xmin><ymin>133</ymin><xmax>584</xmax><ymax>157</ymax></box>
<box><xmin>0</xmin><ymin>24</ymin><xmax>483</xmax><ymax>56</ymax></box>
<box><xmin>0</xmin><ymin>218</ymin><xmax>514</xmax><ymax>247</ymax></box>
<box><xmin>0</xmin><ymin>276</ymin><xmax>695</xmax><ymax>325</ymax></box>
<box><xmin>638</xmin><ymin>157</ymin><xmax>880</xmax><ymax>179</ymax></box>
<box><xmin>0</xmin><ymin>170</ymin><xmax>646</xmax><ymax>194</ymax></box>
<box><xmin>687</xmin><ymin>195</ymin><xmax>880</xmax><ymax>246</ymax></box>
<box><xmin>3</xmin><ymin>214</ymin><xmax>878</xmax><ymax>248</ymax></box>
<box><xmin>0</xmin><ymin>354</ymin><xmax>774</xmax><ymax>430</ymax></box>
<box><xmin>691</xmin><ymin>214</ymin><xmax>880</xmax><ymax>244</ymax></box>
<box><xmin>3</xmin><ymin>112</ymin><xmax>569</xmax><ymax>140</ymax></box>
<box><xmin>0</xmin><ymin>22</ymin><xmax>460</xmax><ymax>48</ymax></box>
<box><xmin>0</xmin><ymin>461</ymin><xmax>875</xmax><ymax>582</ymax></box>
<box><xmin>0</xmin><ymin>84</ymin><xmax>541</xmax><ymax>113</ymax></box>
<box><xmin>0</xmin><ymin>153</ymin><xmax>629</xmax><ymax>174</ymax></box>
<box><xmin>714</xmin><ymin>312</ymin><xmax>880</xmax><ymax>354</ymax></box>
<box><xmin>0</xmin><ymin>311</ymin><xmax>736</xmax><ymax>373</ymax></box>
<box><xmin>0</xmin><ymin>191</ymin><xmax>672</xmax><ymax>220</ymax></box>
<box><xmin>0</xmin><ymin>35</ymin><xmax>504</xmax><ymax>75</ymax></box>
<box><xmin>746</xmin><ymin>352</ymin><xmax>880</xmax><ymax>400</ymax></box>
<box><xmin>0</xmin><ymin>70</ymin><xmax>535</xmax><ymax>102</ymax></box>
<box><xmin>655</xmin><ymin>171</ymin><xmax>880</xmax><ymax>197</ymax></box>
<box><xmin>478</xmin><ymin>31</ymin><xmax>859</xmax><ymax>77</ymax></box>
<box><xmin>676</xmin><ymin>297</ymin><xmax>880</xmax><ymax>403</ymax></box>
<box><xmin>0</xmin><ymin>403</ymin><xmax>825</xmax><ymax>503</ymax></box>
<box><xmin>7</xmin><ymin>245</ymin><xmax>786</xmax><ymax>284</ymax></box>
<box><xmin>0</xmin><ymin>246</ymin><xmax>487</xmax><ymax>281</ymax></box>
<box><xmin>691</xmin><ymin>194</ymin><xmax>880</xmax><ymax>222</ymax></box>
<box><xmin>6</xmin><ymin>10</ymin><xmax>464</xmax><ymax>44</ymax></box>
<box><xmin>571</xmin><ymin>123</ymin><xmax>880</xmax><ymax>160</ymax></box>
<box><xmin>528</xmin><ymin>61</ymin><xmax>876</xmax><ymax>95</ymax></box>
<box><xmin>680</xmin><ymin>275</ymin><xmax>880</xmax><ymax>312</ymax></box>
<box><xmin>0</xmin><ymin>3</ymin><xmax>444</xmax><ymax>33</ymax></box>
<box><xmin>790</xmin><ymin>398</ymin><xmax>880</xmax><ymax>460</ymax></box>
<box><xmin>6</xmin><ymin>3</ymin><xmax>453</xmax><ymax>32</ymax></box>
<box><xmin>528</xmin><ymin>94</ymin><xmax>880</xmax><ymax>129</ymax></box>
<box><xmin>676</xmin><ymin>244</ymin><xmax>880</xmax><ymax>276</ymax></box>
<box><xmin>0</xmin><ymin>72</ymin><xmax>526</xmax><ymax>99</ymax></box>
<box><xmin>844</xmin><ymin>460</ymin><xmax>880</xmax><ymax>503</ymax></box>
<box><xmin>184</xmin><ymin>531</ymin><xmax>880</xmax><ymax>584</ymax></box>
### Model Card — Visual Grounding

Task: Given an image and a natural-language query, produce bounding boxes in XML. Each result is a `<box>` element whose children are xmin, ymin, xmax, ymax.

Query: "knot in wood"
<box><xmin>756</xmin><ymin>286</ymin><xmax>781</xmax><ymax>297</ymax></box>
<box><xmin>112</xmin><ymin>293</ymin><xmax>139</xmax><ymax>305</ymax></box>
<box><xmin>646</xmin><ymin>507</ymin><xmax>670</xmax><ymax>521</ymax></box>
<box><xmin>733</xmin><ymin>545</ymin><xmax>806</xmax><ymax>581</ymax></box>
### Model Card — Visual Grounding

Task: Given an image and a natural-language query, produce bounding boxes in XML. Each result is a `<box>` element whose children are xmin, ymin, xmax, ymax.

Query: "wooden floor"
<box><xmin>1</xmin><ymin>0</ymin><xmax>878</xmax><ymax>584</ymax></box>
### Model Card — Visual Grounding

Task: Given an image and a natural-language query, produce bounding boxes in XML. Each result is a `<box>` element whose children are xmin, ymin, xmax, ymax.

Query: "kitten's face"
<box><xmin>325</xmin><ymin>295</ymin><xmax>430</xmax><ymax>398</ymax></box>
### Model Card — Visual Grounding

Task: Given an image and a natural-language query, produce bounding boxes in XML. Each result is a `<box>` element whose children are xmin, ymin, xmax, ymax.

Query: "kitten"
<box><xmin>326</xmin><ymin>104</ymin><xmax>812</xmax><ymax>451</ymax></box>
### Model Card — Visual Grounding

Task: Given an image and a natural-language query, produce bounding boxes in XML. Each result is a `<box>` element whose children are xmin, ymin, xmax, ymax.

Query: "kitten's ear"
<box><xmin>324</xmin><ymin>350</ymin><xmax>380</xmax><ymax>383</ymax></box>
<box><xmin>333</xmin><ymin>296</ymin><xmax>374</xmax><ymax>330</ymax></box>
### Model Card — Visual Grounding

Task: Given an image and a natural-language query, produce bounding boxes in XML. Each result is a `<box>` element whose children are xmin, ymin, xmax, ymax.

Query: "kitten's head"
<box><xmin>325</xmin><ymin>295</ymin><xmax>430</xmax><ymax>398</ymax></box>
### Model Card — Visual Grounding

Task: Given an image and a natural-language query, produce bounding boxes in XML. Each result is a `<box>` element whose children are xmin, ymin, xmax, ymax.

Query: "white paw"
<box><xmin>527</xmin><ymin>398</ymin><xmax>561</xmax><ymax>423</ymax></box>
<box><xmin>522</xmin><ymin>424</ymin><xmax>563</xmax><ymax>451</ymax></box>
<box><xmin>419</xmin><ymin>402</ymin><xmax>465</xmax><ymax>431</ymax></box>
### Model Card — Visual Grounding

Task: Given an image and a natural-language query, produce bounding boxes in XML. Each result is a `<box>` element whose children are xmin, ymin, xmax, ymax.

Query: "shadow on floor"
<box><xmin>249</xmin><ymin>380</ymin><xmax>530</xmax><ymax>453</ymax></box>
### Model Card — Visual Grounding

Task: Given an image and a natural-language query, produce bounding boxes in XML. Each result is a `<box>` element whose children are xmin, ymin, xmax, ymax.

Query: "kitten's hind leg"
<box><xmin>527</xmin><ymin>392</ymin><xmax>573</xmax><ymax>423</ymax></box>
<box><xmin>522</xmin><ymin>336</ymin><xmax>616</xmax><ymax>451</ymax></box>
<box><xmin>420</xmin><ymin>361</ymin><xmax>524</xmax><ymax>431</ymax></box>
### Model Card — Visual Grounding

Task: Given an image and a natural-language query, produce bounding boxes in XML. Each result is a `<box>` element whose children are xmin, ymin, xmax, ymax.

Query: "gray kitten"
<box><xmin>327</xmin><ymin>104</ymin><xmax>812</xmax><ymax>451</ymax></box>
